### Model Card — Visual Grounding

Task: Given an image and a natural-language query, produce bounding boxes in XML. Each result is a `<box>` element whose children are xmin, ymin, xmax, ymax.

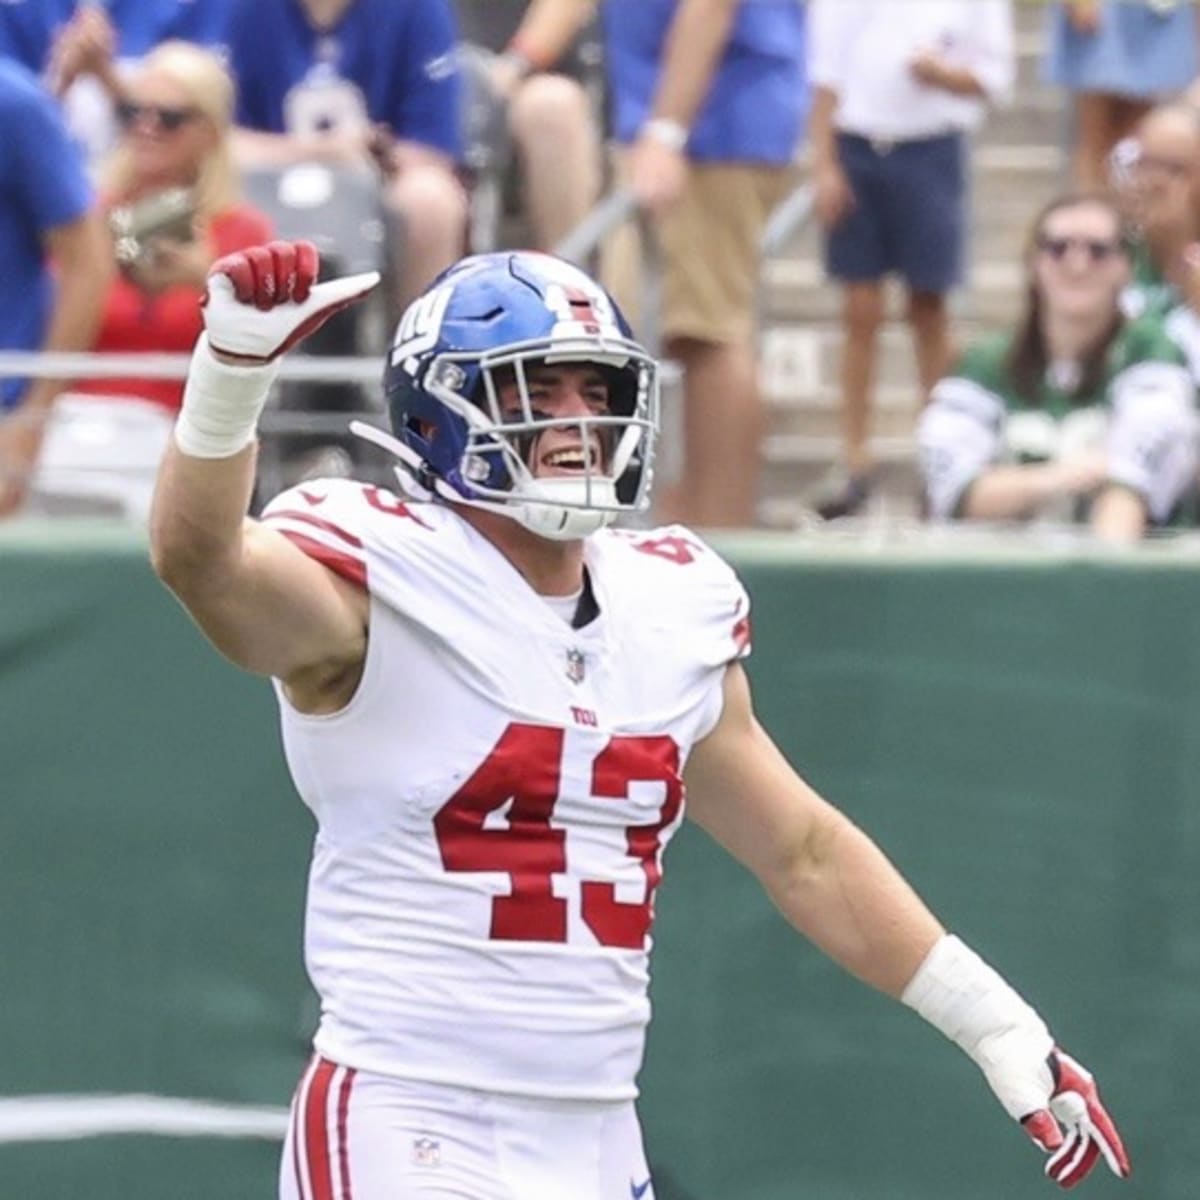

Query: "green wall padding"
<box><xmin>2</xmin><ymin>526</ymin><xmax>1196</xmax><ymax>1199</ymax></box>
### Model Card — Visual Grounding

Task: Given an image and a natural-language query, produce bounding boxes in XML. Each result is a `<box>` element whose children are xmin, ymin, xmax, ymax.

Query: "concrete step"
<box><xmin>757</xmin><ymin>451</ymin><xmax>923</xmax><ymax>528</ymax></box>
<box><xmin>980</xmin><ymin>91</ymin><xmax>1068</xmax><ymax>150</ymax></box>
<box><xmin>763</xmin><ymin>390</ymin><xmax>922</xmax><ymax>439</ymax></box>
<box><xmin>758</xmin><ymin>322</ymin><xmax>997</xmax><ymax>398</ymax></box>
<box><xmin>760</xmin><ymin>259</ymin><xmax>1025</xmax><ymax>325</ymax></box>
<box><xmin>970</xmin><ymin>145</ymin><xmax>1065</xmax><ymax>208</ymax></box>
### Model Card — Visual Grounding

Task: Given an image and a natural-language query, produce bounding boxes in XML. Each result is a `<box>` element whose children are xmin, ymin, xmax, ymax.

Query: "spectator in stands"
<box><xmin>28</xmin><ymin>41</ymin><xmax>272</xmax><ymax>522</ymax></box>
<box><xmin>0</xmin><ymin>57</ymin><xmax>113</xmax><ymax>517</ymax></box>
<box><xmin>917</xmin><ymin>192</ymin><xmax>1198</xmax><ymax>541</ymax></box>
<box><xmin>225</xmin><ymin>0</ymin><xmax>467</xmax><ymax>316</ymax></box>
<box><xmin>1111</xmin><ymin>103</ymin><xmax>1200</xmax><ymax>321</ymax></box>
<box><xmin>507</xmin><ymin>0</ymin><xmax>807</xmax><ymax>528</ymax></box>
<box><xmin>1043</xmin><ymin>0</ymin><xmax>1199</xmax><ymax>192</ymax></box>
<box><xmin>0</xmin><ymin>0</ymin><xmax>232</xmax><ymax>160</ymax></box>
<box><xmin>457</xmin><ymin>0</ymin><xmax>603</xmax><ymax>252</ymax></box>
<box><xmin>807</xmin><ymin>0</ymin><xmax>1014</xmax><ymax>520</ymax></box>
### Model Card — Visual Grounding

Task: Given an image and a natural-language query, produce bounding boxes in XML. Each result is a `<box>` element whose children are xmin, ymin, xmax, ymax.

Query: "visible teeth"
<box><xmin>545</xmin><ymin>448</ymin><xmax>590</xmax><ymax>468</ymax></box>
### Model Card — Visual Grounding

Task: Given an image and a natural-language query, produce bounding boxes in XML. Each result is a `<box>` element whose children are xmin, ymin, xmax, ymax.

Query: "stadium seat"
<box><xmin>238</xmin><ymin>164</ymin><xmax>390</xmax><ymax>503</ymax></box>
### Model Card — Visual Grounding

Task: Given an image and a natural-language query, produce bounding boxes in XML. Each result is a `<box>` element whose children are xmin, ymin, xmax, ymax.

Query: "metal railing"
<box><xmin>0</xmin><ymin>180</ymin><xmax>815</xmax><ymax>473</ymax></box>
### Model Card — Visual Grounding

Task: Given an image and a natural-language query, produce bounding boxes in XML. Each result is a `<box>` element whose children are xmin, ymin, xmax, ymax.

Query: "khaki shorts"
<box><xmin>603</xmin><ymin>156</ymin><xmax>796</xmax><ymax>346</ymax></box>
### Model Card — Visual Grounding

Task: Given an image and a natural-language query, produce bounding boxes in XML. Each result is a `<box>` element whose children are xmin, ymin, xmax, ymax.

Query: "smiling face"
<box><xmin>495</xmin><ymin>362</ymin><xmax>614</xmax><ymax>478</ymax></box>
<box><xmin>1031</xmin><ymin>199</ymin><xmax>1131</xmax><ymax>323</ymax></box>
<box><xmin>117</xmin><ymin>65</ymin><xmax>216</xmax><ymax>191</ymax></box>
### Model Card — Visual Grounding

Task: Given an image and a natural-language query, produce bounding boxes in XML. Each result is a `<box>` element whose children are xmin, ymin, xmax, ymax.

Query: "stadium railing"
<box><xmin>0</xmin><ymin>179</ymin><xmax>814</xmax><ymax>510</ymax></box>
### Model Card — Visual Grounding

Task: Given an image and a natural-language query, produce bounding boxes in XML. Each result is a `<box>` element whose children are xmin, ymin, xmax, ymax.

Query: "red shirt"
<box><xmin>77</xmin><ymin>204</ymin><xmax>274</xmax><ymax>411</ymax></box>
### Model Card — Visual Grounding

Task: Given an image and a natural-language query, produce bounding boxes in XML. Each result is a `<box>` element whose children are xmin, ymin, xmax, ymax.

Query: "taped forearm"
<box><xmin>902</xmin><ymin>934</ymin><xmax>1053</xmax><ymax>1117</ymax></box>
<box><xmin>174</xmin><ymin>334</ymin><xmax>280</xmax><ymax>459</ymax></box>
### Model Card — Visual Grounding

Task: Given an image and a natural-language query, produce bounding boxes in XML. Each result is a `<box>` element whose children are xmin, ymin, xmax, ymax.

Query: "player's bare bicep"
<box><xmin>685</xmin><ymin>664</ymin><xmax>831</xmax><ymax>883</ymax></box>
<box><xmin>184</xmin><ymin>519</ymin><xmax>368</xmax><ymax>682</ymax></box>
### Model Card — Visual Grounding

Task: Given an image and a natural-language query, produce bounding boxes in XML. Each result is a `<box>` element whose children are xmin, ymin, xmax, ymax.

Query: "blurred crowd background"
<box><xmin>4</xmin><ymin>0</ymin><xmax>1200</xmax><ymax>540</ymax></box>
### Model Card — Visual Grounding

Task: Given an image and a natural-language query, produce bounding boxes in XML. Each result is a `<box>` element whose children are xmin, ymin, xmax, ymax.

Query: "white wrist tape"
<box><xmin>902</xmin><ymin>934</ymin><xmax>1052</xmax><ymax>1063</ymax></box>
<box><xmin>173</xmin><ymin>334</ymin><xmax>280</xmax><ymax>459</ymax></box>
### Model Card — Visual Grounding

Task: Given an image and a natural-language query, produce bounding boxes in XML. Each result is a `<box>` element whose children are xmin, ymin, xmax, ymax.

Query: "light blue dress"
<box><xmin>1042</xmin><ymin>1</ymin><xmax>1198</xmax><ymax>98</ymax></box>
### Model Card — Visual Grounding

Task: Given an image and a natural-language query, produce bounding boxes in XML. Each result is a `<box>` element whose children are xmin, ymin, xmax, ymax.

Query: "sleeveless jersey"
<box><xmin>917</xmin><ymin>315</ymin><xmax>1197</xmax><ymax>524</ymax></box>
<box><xmin>260</xmin><ymin>481</ymin><xmax>751</xmax><ymax>1101</ymax></box>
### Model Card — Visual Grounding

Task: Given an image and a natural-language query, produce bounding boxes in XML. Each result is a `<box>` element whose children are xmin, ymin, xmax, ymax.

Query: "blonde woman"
<box><xmin>31</xmin><ymin>41</ymin><xmax>273</xmax><ymax>521</ymax></box>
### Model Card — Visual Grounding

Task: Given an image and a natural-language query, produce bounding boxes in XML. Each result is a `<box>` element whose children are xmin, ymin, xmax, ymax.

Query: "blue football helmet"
<box><xmin>354</xmin><ymin>251</ymin><xmax>659</xmax><ymax>540</ymax></box>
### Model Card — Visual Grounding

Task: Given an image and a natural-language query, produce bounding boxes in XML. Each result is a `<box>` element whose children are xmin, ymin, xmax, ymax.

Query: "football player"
<box><xmin>150</xmin><ymin>241</ymin><xmax>1130</xmax><ymax>1198</ymax></box>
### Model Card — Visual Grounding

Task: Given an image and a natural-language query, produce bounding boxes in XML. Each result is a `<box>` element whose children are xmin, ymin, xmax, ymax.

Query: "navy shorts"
<box><xmin>824</xmin><ymin>131</ymin><xmax>966</xmax><ymax>293</ymax></box>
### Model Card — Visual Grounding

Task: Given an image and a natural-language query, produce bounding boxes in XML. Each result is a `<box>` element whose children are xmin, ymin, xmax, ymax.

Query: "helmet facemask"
<box><xmin>408</xmin><ymin>337</ymin><xmax>658</xmax><ymax>539</ymax></box>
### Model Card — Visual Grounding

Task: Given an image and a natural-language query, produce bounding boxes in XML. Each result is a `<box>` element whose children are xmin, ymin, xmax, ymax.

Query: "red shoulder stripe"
<box><xmin>265</xmin><ymin>509</ymin><xmax>363</xmax><ymax>548</ymax></box>
<box><xmin>279</xmin><ymin>530</ymin><xmax>367</xmax><ymax>589</ymax></box>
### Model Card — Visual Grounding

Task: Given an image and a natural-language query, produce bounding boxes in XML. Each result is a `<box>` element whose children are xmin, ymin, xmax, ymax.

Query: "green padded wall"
<box><xmin>1</xmin><ymin>524</ymin><xmax>1196</xmax><ymax>1198</ymax></box>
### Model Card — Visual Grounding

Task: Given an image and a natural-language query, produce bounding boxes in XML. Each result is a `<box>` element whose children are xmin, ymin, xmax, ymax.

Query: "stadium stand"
<box><xmin>756</xmin><ymin>2</ymin><xmax>1067</xmax><ymax>527</ymax></box>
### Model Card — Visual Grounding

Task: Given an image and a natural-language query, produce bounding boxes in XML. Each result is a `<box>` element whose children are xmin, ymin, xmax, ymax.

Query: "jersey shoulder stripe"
<box><xmin>261</xmin><ymin>482</ymin><xmax>371</xmax><ymax>587</ymax></box>
<box><xmin>594</xmin><ymin>523</ymin><xmax>752</xmax><ymax>663</ymax></box>
<box><xmin>260</xmin><ymin>479</ymin><xmax>445</xmax><ymax>589</ymax></box>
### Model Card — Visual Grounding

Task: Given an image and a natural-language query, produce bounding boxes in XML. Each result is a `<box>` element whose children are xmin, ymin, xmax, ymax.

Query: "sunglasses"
<box><xmin>1035</xmin><ymin>234</ymin><xmax>1126</xmax><ymax>264</ymax></box>
<box><xmin>115</xmin><ymin>101</ymin><xmax>201</xmax><ymax>133</ymax></box>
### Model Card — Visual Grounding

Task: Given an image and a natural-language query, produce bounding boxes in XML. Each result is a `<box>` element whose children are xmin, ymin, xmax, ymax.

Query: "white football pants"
<box><xmin>279</xmin><ymin>1056</ymin><xmax>656</xmax><ymax>1200</ymax></box>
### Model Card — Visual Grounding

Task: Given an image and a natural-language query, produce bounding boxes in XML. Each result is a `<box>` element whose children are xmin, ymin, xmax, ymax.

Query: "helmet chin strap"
<box><xmin>510</xmin><ymin>477</ymin><xmax>618</xmax><ymax>540</ymax></box>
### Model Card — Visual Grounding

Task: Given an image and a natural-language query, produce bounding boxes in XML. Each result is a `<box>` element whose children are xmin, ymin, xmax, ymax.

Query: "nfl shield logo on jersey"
<box><xmin>412</xmin><ymin>1136</ymin><xmax>441</xmax><ymax>1167</ymax></box>
<box><xmin>566</xmin><ymin>648</ymin><xmax>586</xmax><ymax>684</ymax></box>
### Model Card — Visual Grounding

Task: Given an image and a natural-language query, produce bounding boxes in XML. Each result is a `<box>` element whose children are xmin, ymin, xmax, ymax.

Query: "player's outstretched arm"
<box><xmin>150</xmin><ymin>241</ymin><xmax>379</xmax><ymax>688</ymax></box>
<box><xmin>683</xmin><ymin>663</ymin><xmax>1131</xmax><ymax>1189</ymax></box>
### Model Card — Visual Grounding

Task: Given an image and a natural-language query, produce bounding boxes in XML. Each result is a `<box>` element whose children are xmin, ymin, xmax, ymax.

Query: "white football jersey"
<box><xmin>261</xmin><ymin>481</ymin><xmax>752</xmax><ymax>1101</ymax></box>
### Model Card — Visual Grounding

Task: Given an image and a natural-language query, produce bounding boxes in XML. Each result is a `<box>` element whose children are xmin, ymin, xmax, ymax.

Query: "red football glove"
<box><xmin>1019</xmin><ymin>1049</ymin><xmax>1131</xmax><ymax>1189</ymax></box>
<box><xmin>202</xmin><ymin>240</ymin><xmax>379</xmax><ymax>365</ymax></box>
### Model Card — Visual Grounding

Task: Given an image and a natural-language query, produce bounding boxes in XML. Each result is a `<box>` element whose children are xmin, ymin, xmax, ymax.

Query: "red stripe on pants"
<box><xmin>304</xmin><ymin>1058</ymin><xmax>338</xmax><ymax>1200</ymax></box>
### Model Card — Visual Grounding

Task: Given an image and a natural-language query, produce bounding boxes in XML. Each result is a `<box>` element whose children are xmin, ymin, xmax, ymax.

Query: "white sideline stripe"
<box><xmin>0</xmin><ymin>1095</ymin><xmax>289</xmax><ymax>1144</ymax></box>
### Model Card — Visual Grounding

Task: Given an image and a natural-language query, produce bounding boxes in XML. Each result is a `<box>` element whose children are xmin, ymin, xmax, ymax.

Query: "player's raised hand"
<box><xmin>202</xmin><ymin>240</ymin><xmax>379</xmax><ymax>366</ymax></box>
<box><xmin>1019</xmin><ymin>1049</ymin><xmax>1130</xmax><ymax>1189</ymax></box>
<box><xmin>174</xmin><ymin>242</ymin><xmax>379</xmax><ymax>459</ymax></box>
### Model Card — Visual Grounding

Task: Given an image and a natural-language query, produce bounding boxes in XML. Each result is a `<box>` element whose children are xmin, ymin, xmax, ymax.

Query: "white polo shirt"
<box><xmin>807</xmin><ymin>0</ymin><xmax>1015</xmax><ymax>141</ymax></box>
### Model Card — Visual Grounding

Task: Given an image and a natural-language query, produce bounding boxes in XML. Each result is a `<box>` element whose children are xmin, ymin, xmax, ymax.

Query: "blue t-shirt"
<box><xmin>227</xmin><ymin>0</ymin><xmax>462</xmax><ymax>159</ymax></box>
<box><xmin>0</xmin><ymin>0</ymin><xmax>231</xmax><ymax>72</ymax></box>
<box><xmin>602</xmin><ymin>0</ymin><xmax>807</xmax><ymax>165</ymax></box>
<box><xmin>0</xmin><ymin>58</ymin><xmax>92</xmax><ymax>410</ymax></box>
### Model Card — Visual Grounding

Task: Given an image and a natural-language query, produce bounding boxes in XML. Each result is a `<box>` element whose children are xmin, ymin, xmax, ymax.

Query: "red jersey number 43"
<box><xmin>433</xmin><ymin>723</ymin><xmax>682</xmax><ymax>950</ymax></box>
